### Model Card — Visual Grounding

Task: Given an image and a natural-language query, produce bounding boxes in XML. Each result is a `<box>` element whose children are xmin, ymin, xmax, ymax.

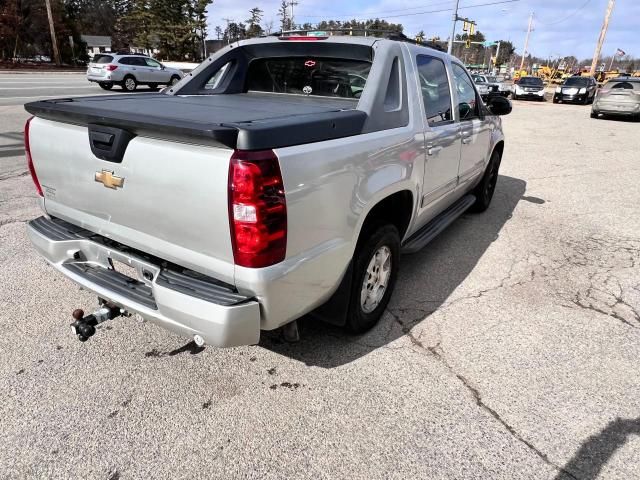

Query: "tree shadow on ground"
<box><xmin>554</xmin><ymin>416</ymin><xmax>640</xmax><ymax>480</ymax></box>
<box><xmin>260</xmin><ymin>174</ymin><xmax>528</xmax><ymax>368</ymax></box>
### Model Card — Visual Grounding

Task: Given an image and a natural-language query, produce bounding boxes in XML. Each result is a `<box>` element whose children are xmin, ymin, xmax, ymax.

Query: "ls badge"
<box><xmin>95</xmin><ymin>169</ymin><xmax>124</xmax><ymax>189</ymax></box>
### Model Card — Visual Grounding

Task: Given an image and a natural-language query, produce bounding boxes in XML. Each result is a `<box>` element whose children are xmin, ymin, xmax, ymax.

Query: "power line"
<box><xmin>296</xmin><ymin>0</ymin><xmax>521</xmax><ymax>21</ymax></box>
<box><xmin>296</xmin><ymin>0</ymin><xmax>456</xmax><ymax>19</ymax></box>
<box><xmin>535</xmin><ymin>0</ymin><xmax>593</xmax><ymax>26</ymax></box>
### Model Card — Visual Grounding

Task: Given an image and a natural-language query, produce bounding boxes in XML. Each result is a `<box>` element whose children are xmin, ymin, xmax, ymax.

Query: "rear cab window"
<box><xmin>245</xmin><ymin>57</ymin><xmax>371</xmax><ymax>99</ymax></box>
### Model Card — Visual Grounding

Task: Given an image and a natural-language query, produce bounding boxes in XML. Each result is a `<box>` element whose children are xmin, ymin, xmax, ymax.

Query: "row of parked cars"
<box><xmin>472</xmin><ymin>72</ymin><xmax>640</xmax><ymax>120</ymax></box>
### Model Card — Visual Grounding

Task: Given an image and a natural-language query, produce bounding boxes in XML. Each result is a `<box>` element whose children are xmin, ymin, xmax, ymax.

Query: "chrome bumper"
<box><xmin>27</xmin><ymin>216</ymin><xmax>261</xmax><ymax>347</ymax></box>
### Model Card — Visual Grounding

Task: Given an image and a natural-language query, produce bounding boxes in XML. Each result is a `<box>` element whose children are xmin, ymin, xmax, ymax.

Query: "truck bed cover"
<box><xmin>25</xmin><ymin>92</ymin><xmax>367</xmax><ymax>150</ymax></box>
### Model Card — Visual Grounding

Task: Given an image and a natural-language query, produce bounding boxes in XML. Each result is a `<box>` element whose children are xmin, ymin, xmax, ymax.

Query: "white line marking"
<box><xmin>0</xmin><ymin>86</ymin><xmax>97</xmax><ymax>90</ymax></box>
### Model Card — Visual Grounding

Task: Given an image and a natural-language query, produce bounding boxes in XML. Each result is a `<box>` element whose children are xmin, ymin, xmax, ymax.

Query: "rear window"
<box><xmin>92</xmin><ymin>54</ymin><xmax>113</xmax><ymax>64</ymax></box>
<box><xmin>519</xmin><ymin>77</ymin><xmax>543</xmax><ymax>86</ymax></box>
<box><xmin>607</xmin><ymin>81</ymin><xmax>638</xmax><ymax>90</ymax></box>
<box><xmin>564</xmin><ymin>77</ymin><xmax>589</xmax><ymax>86</ymax></box>
<box><xmin>246</xmin><ymin>57</ymin><xmax>371</xmax><ymax>99</ymax></box>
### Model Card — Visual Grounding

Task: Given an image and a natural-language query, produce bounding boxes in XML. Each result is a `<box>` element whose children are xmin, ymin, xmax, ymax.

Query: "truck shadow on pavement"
<box><xmin>261</xmin><ymin>174</ymin><xmax>527</xmax><ymax>368</ymax></box>
<box><xmin>554</xmin><ymin>416</ymin><xmax>640</xmax><ymax>480</ymax></box>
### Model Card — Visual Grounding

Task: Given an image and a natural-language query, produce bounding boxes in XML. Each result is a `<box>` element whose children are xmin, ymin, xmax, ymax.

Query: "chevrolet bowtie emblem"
<box><xmin>94</xmin><ymin>169</ymin><xmax>124</xmax><ymax>189</ymax></box>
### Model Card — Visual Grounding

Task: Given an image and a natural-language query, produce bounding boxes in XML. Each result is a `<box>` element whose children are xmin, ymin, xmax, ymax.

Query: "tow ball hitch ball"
<box><xmin>70</xmin><ymin>304</ymin><xmax>125</xmax><ymax>342</ymax></box>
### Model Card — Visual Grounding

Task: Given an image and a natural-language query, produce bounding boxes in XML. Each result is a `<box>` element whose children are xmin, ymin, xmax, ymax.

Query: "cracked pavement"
<box><xmin>1</xmin><ymin>79</ymin><xmax>640</xmax><ymax>479</ymax></box>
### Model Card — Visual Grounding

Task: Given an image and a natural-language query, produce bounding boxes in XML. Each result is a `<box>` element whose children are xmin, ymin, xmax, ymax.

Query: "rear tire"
<box><xmin>470</xmin><ymin>149</ymin><xmax>502</xmax><ymax>213</ymax></box>
<box><xmin>553</xmin><ymin>98</ymin><xmax>559</xmax><ymax>104</ymax></box>
<box><xmin>98</xmin><ymin>82</ymin><xmax>113</xmax><ymax>90</ymax></box>
<box><xmin>590</xmin><ymin>111</ymin><xmax>599</xmax><ymax>119</ymax></box>
<box><xmin>122</xmin><ymin>75</ymin><xmax>137</xmax><ymax>92</ymax></box>
<box><xmin>345</xmin><ymin>224</ymin><xmax>400</xmax><ymax>334</ymax></box>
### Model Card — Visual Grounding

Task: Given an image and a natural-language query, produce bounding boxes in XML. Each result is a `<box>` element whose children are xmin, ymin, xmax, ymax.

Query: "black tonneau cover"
<box><xmin>24</xmin><ymin>92</ymin><xmax>367</xmax><ymax>150</ymax></box>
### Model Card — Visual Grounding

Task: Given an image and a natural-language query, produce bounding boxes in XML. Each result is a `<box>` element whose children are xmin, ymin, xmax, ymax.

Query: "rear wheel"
<box><xmin>553</xmin><ymin>98</ymin><xmax>559</xmax><ymax>104</ymax></box>
<box><xmin>470</xmin><ymin>149</ymin><xmax>501</xmax><ymax>213</ymax></box>
<box><xmin>590</xmin><ymin>111</ymin><xmax>599</xmax><ymax>119</ymax></box>
<box><xmin>122</xmin><ymin>76</ymin><xmax>137</xmax><ymax>92</ymax></box>
<box><xmin>98</xmin><ymin>82</ymin><xmax>113</xmax><ymax>90</ymax></box>
<box><xmin>345</xmin><ymin>224</ymin><xmax>400</xmax><ymax>334</ymax></box>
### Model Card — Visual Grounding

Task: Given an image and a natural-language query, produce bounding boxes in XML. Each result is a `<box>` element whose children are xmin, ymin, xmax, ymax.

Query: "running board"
<box><xmin>401</xmin><ymin>194</ymin><xmax>476</xmax><ymax>254</ymax></box>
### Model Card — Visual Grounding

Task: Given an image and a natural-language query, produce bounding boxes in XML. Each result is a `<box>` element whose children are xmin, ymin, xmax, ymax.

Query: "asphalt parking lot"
<box><xmin>1</xmin><ymin>73</ymin><xmax>639</xmax><ymax>480</ymax></box>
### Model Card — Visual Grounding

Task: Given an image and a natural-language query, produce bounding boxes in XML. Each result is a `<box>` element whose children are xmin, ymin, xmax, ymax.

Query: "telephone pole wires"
<box><xmin>590</xmin><ymin>0</ymin><xmax>615</xmax><ymax>76</ymax></box>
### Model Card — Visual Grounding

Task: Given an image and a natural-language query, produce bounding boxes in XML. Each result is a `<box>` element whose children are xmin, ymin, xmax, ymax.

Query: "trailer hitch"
<box><xmin>71</xmin><ymin>302</ymin><xmax>127</xmax><ymax>342</ymax></box>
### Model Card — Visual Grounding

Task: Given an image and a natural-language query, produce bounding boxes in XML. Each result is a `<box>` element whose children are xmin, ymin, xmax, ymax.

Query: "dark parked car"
<box><xmin>512</xmin><ymin>76</ymin><xmax>545</xmax><ymax>101</ymax></box>
<box><xmin>591</xmin><ymin>77</ymin><xmax>640</xmax><ymax>120</ymax></box>
<box><xmin>553</xmin><ymin>76</ymin><xmax>597</xmax><ymax>104</ymax></box>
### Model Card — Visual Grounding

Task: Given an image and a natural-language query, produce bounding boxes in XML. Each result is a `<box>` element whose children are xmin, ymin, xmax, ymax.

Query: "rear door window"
<box><xmin>416</xmin><ymin>55</ymin><xmax>452</xmax><ymax>126</ymax></box>
<box><xmin>245</xmin><ymin>57</ymin><xmax>371</xmax><ymax>99</ymax></box>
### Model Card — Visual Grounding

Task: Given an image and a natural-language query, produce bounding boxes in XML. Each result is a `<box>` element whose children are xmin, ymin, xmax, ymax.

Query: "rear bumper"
<box><xmin>593</xmin><ymin>102</ymin><xmax>640</xmax><ymax>116</ymax></box>
<box><xmin>86</xmin><ymin>73</ymin><xmax>122</xmax><ymax>83</ymax></box>
<box><xmin>27</xmin><ymin>216</ymin><xmax>261</xmax><ymax>347</ymax></box>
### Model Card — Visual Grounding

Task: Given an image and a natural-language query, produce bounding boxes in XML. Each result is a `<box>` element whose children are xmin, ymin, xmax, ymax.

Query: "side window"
<box><xmin>204</xmin><ymin>61</ymin><xmax>231</xmax><ymax>90</ymax></box>
<box><xmin>133</xmin><ymin>57</ymin><xmax>147</xmax><ymax>66</ymax></box>
<box><xmin>452</xmin><ymin>63</ymin><xmax>480</xmax><ymax>121</ymax></box>
<box><xmin>145</xmin><ymin>58</ymin><xmax>161</xmax><ymax>68</ymax></box>
<box><xmin>416</xmin><ymin>55</ymin><xmax>452</xmax><ymax>127</ymax></box>
<box><xmin>119</xmin><ymin>57</ymin><xmax>131</xmax><ymax>65</ymax></box>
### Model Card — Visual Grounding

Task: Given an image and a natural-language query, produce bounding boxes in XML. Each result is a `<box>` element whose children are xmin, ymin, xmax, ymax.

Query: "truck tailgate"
<box><xmin>29</xmin><ymin>116</ymin><xmax>236</xmax><ymax>284</ymax></box>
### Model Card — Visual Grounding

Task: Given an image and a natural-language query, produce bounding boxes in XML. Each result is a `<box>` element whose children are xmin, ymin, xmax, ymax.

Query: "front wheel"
<box><xmin>98</xmin><ymin>82</ymin><xmax>113</xmax><ymax>90</ymax></box>
<box><xmin>169</xmin><ymin>75</ymin><xmax>181</xmax><ymax>86</ymax></box>
<box><xmin>345</xmin><ymin>224</ymin><xmax>400</xmax><ymax>334</ymax></box>
<box><xmin>470</xmin><ymin>149</ymin><xmax>501</xmax><ymax>213</ymax></box>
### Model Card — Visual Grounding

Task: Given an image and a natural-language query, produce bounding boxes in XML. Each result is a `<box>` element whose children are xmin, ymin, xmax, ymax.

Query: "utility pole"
<box><xmin>519</xmin><ymin>12</ymin><xmax>533</xmax><ymax>72</ymax></box>
<box><xmin>590</xmin><ymin>0</ymin><xmax>615</xmax><ymax>76</ymax></box>
<box><xmin>44</xmin><ymin>0</ymin><xmax>61</xmax><ymax>66</ymax></box>
<box><xmin>289</xmin><ymin>1</ymin><xmax>299</xmax><ymax>30</ymax></box>
<box><xmin>448</xmin><ymin>0</ymin><xmax>461</xmax><ymax>54</ymax></box>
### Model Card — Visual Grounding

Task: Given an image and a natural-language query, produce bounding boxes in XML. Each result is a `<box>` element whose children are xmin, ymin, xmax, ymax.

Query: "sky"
<box><xmin>206</xmin><ymin>0</ymin><xmax>639</xmax><ymax>61</ymax></box>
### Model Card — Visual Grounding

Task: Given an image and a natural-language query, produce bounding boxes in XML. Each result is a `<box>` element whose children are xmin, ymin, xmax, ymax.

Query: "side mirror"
<box><xmin>161</xmin><ymin>64</ymin><xmax>165</xmax><ymax>70</ymax></box>
<box><xmin>486</xmin><ymin>95</ymin><xmax>512</xmax><ymax>116</ymax></box>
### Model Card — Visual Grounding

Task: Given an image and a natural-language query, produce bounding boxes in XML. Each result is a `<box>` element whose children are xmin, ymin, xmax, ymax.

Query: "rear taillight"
<box><xmin>24</xmin><ymin>116</ymin><xmax>43</xmax><ymax>197</ymax></box>
<box><xmin>228</xmin><ymin>150</ymin><xmax>286</xmax><ymax>268</ymax></box>
<box><xmin>106</xmin><ymin>64</ymin><xmax>118</xmax><ymax>71</ymax></box>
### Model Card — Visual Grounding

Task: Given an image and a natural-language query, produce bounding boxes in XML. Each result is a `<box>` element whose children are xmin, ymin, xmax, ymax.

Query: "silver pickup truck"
<box><xmin>24</xmin><ymin>35</ymin><xmax>511</xmax><ymax>347</ymax></box>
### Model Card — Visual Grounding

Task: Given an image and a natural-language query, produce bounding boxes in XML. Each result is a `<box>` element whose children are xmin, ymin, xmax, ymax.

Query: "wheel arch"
<box><xmin>308</xmin><ymin>188</ymin><xmax>414</xmax><ymax>327</ymax></box>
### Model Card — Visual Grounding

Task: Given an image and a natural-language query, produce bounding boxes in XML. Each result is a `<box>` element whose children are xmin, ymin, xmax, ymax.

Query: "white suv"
<box><xmin>86</xmin><ymin>54</ymin><xmax>184</xmax><ymax>92</ymax></box>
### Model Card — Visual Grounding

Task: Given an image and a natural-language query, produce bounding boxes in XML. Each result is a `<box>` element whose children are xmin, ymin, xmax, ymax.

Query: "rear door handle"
<box><xmin>426</xmin><ymin>144</ymin><xmax>443</xmax><ymax>156</ymax></box>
